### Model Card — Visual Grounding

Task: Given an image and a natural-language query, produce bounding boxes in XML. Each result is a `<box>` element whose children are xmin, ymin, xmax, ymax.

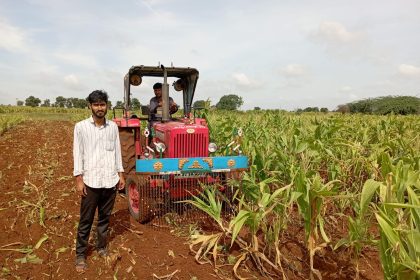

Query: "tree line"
<box><xmin>19</xmin><ymin>96</ymin><xmax>142</xmax><ymax>110</ymax></box>
<box><xmin>17</xmin><ymin>94</ymin><xmax>419</xmax><ymax>115</ymax></box>
<box><xmin>336</xmin><ymin>96</ymin><xmax>419</xmax><ymax>115</ymax></box>
<box><xmin>19</xmin><ymin>94</ymin><xmax>245</xmax><ymax>110</ymax></box>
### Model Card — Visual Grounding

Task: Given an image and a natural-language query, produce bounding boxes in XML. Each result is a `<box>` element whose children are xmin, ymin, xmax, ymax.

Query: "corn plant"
<box><xmin>375</xmin><ymin>159</ymin><xmax>420</xmax><ymax>280</ymax></box>
<box><xmin>186</xmin><ymin>168</ymin><xmax>292</xmax><ymax>279</ymax></box>
<box><xmin>292</xmin><ymin>169</ymin><xmax>339</xmax><ymax>280</ymax></box>
<box><xmin>334</xmin><ymin>179</ymin><xmax>380</xmax><ymax>279</ymax></box>
<box><xmin>0</xmin><ymin>115</ymin><xmax>24</xmax><ymax>135</ymax></box>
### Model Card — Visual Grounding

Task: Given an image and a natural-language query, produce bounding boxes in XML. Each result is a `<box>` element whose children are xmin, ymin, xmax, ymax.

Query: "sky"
<box><xmin>0</xmin><ymin>0</ymin><xmax>419</xmax><ymax>110</ymax></box>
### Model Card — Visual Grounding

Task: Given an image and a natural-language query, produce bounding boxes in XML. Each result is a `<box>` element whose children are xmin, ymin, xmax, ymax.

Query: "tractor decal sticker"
<box><xmin>227</xmin><ymin>159</ymin><xmax>236</xmax><ymax>168</ymax></box>
<box><xmin>202</xmin><ymin>158</ymin><xmax>213</xmax><ymax>168</ymax></box>
<box><xmin>189</xmin><ymin>160</ymin><xmax>203</xmax><ymax>169</ymax></box>
<box><xmin>178</xmin><ymin>158</ymin><xmax>189</xmax><ymax>170</ymax></box>
<box><xmin>135</xmin><ymin>156</ymin><xmax>248</xmax><ymax>173</ymax></box>
<box><xmin>153</xmin><ymin>161</ymin><xmax>163</xmax><ymax>171</ymax></box>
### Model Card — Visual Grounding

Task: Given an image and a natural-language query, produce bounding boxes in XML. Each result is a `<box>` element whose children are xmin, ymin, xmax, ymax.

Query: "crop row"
<box><xmin>192</xmin><ymin>110</ymin><xmax>420</xmax><ymax>279</ymax></box>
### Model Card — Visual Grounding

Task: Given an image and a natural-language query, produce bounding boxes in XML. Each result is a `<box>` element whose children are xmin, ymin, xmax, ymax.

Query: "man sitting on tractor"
<box><xmin>149</xmin><ymin>82</ymin><xmax>178</xmax><ymax>122</ymax></box>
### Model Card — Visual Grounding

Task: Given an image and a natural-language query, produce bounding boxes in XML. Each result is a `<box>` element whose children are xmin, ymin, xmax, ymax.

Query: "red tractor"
<box><xmin>113</xmin><ymin>64</ymin><xmax>248</xmax><ymax>223</ymax></box>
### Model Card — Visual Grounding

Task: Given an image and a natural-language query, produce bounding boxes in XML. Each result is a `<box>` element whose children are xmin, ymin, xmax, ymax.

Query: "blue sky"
<box><xmin>0</xmin><ymin>0</ymin><xmax>419</xmax><ymax>110</ymax></box>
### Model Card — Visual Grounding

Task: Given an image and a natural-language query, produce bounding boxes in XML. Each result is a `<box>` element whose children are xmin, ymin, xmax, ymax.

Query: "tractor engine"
<box><xmin>152</xmin><ymin>121</ymin><xmax>209</xmax><ymax>158</ymax></box>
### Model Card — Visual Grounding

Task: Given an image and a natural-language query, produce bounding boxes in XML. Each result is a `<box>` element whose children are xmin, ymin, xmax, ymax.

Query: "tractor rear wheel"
<box><xmin>119</xmin><ymin>128</ymin><xmax>136</xmax><ymax>174</ymax></box>
<box><xmin>126</xmin><ymin>175</ymin><xmax>155</xmax><ymax>223</ymax></box>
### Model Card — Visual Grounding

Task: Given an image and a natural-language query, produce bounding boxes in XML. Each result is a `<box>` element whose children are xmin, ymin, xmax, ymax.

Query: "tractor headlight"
<box><xmin>208</xmin><ymin>142</ymin><xmax>218</xmax><ymax>153</ymax></box>
<box><xmin>155</xmin><ymin>142</ymin><xmax>166</xmax><ymax>153</ymax></box>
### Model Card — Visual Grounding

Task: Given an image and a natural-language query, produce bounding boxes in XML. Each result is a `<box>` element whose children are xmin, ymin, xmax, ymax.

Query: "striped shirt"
<box><xmin>73</xmin><ymin>116</ymin><xmax>124</xmax><ymax>188</ymax></box>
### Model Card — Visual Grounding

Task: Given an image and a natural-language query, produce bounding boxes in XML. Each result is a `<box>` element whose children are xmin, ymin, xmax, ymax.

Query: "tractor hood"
<box><xmin>124</xmin><ymin>65</ymin><xmax>199</xmax><ymax>116</ymax></box>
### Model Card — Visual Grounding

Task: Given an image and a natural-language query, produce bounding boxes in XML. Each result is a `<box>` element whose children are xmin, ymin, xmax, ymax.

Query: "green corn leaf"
<box><xmin>375</xmin><ymin>214</ymin><xmax>399</xmax><ymax>246</ymax></box>
<box><xmin>229</xmin><ymin>210</ymin><xmax>250</xmax><ymax>247</ymax></box>
<box><xmin>334</xmin><ymin>238</ymin><xmax>349</xmax><ymax>250</ymax></box>
<box><xmin>318</xmin><ymin>216</ymin><xmax>330</xmax><ymax>243</ymax></box>
<box><xmin>407</xmin><ymin>186</ymin><xmax>420</xmax><ymax>229</ymax></box>
<box><xmin>360</xmin><ymin>179</ymin><xmax>381</xmax><ymax>217</ymax></box>
<box><xmin>296</xmin><ymin>142</ymin><xmax>308</xmax><ymax>153</ymax></box>
<box><xmin>382</xmin><ymin>203</ymin><xmax>420</xmax><ymax>209</ymax></box>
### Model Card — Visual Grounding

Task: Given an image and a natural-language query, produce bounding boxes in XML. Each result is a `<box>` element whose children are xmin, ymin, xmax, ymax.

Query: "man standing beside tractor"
<box><xmin>73</xmin><ymin>90</ymin><xmax>125</xmax><ymax>272</ymax></box>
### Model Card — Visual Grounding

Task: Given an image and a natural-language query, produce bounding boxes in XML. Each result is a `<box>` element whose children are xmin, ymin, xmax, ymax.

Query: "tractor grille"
<box><xmin>172</xmin><ymin>133</ymin><xmax>208</xmax><ymax>158</ymax></box>
<box><xmin>137</xmin><ymin>170</ymin><xmax>243</xmax><ymax>226</ymax></box>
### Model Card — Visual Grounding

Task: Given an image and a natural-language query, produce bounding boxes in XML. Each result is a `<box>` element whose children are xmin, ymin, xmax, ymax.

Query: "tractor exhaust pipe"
<box><xmin>161</xmin><ymin>65</ymin><xmax>170</xmax><ymax>122</ymax></box>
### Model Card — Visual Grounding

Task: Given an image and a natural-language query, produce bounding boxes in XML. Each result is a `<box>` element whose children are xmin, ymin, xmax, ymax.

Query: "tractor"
<box><xmin>113</xmin><ymin>64</ymin><xmax>248</xmax><ymax>223</ymax></box>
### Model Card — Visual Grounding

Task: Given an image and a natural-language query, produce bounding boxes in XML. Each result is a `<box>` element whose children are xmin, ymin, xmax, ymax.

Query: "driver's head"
<box><xmin>153</xmin><ymin>82</ymin><xmax>162</xmax><ymax>98</ymax></box>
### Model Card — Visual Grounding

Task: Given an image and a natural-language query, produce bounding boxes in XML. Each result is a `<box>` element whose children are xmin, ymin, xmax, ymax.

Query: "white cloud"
<box><xmin>64</xmin><ymin>74</ymin><xmax>79</xmax><ymax>85</ymax></box>
<box><xmin>54</xmin><ymin>52</ymin><xmax>97</xmax><ymax>68</ymax></box>
<box><xmin>314</xmin><ymin>21</ymin><xmax>361</xmax><ymax>44</ymax></box>
<box><xmin>232</xmin><ymin>73</ymin><xmax>259</xmax><ymax>89</ymax></box>
<box><xmin>398</xmin><ymin>64</ymin><xmax>420</xmax><ymax>78</ymax></box>
<box><xmin>282</xmin><ymin>64</ymin><xmax>308</xmax><ymax>77</ymax></box>
<box><xmin>340</xmin><ymin>86</ymin><xmax>352</xmax><ymax>92</ymax></box>
<box><xmin>0</xmin><ymin>18</ymin><xmax>27</xmax><ymax>52</ymax></box>
<box><xmin>349</xmin><ymin>94</ymin><xmax>358</xmax><ymax>100</ymax></box>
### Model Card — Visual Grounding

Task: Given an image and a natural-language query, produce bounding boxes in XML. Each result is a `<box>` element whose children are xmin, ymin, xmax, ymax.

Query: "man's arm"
<box><xmin>149</xmin><ymin>97</ymin><xmax>158</xmax><ymax>113</ymax></box>
<box><xmin>73</xmin><ymin>124</ymin><xmax>86</xmax><ymax>196</ymax></box>
<box><xmin>115</xmin><ymin>125</ymin><xmax>125</xmax><ymax>190</ymax></box>
<box><xmin>169</xmin><ymin>97</ymin><xmax>178</xmax><ymax>114</ymax></box>
<box><xmin>75</xmin><ymin>175</ymin><xmax>87</xmax><ymax>196</ymax></box>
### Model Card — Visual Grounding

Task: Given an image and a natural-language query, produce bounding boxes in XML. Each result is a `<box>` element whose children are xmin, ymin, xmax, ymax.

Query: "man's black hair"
<box><xmin>87</xmin><ymin>90</ymin><xmax>109</xmax><ymax>104</ymax></box>
<box><xmin>153</xmin><ymin>82</ymin><xmax>162</xmax><ymax>90</ymax></box>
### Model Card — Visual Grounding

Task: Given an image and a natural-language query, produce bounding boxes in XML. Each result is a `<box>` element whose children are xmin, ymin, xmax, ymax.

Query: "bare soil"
<box><xmin>0</xmin><ymin>121</ymin><xmax>383</xmax><ymax>280</ymax></box>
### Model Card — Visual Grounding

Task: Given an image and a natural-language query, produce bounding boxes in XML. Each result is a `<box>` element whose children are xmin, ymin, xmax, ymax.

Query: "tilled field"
<box><xmin>0</xmin><ymin>121</ymin><xmax>220</xmax><ymax>279</ymax></box>
<box><xmin>0</xmin><ymin>120</ymin><xmax>383</xmax><ymax>280</ymax></box>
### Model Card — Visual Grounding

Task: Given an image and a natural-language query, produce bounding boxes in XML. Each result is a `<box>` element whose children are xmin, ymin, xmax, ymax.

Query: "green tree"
<box><xmin>216</xmin><ymin>94</ymin><xmax>243</xmax><ymax>110</ymax></box>
<box><xmin>320</xmin><ymin>107</ymin><xmax>328</xmax><ymax>113</ymax></box>
<box><xmin>41</xmin><ymin>99</ymin><xmax>51</xmax><ymax>107</ymax></box>
<box><xmin>336</xmin><ymin>104</ymin><xmax>350</xmax><ymax>114</ymax></box>
<box><xmin>115</xmin><ymin>101</ymin><xmax>124</xmax><ymax>107</ymax></box>
<box><xmin>131</xmin><ymin>98</ymin><xmax>141</xmax><ymax>110</ymax></box>
<box><xmin>55</xmin><ymin>96</ymin><xmax>67</xmax><ymax>107</ymax></box>
<box><xmin>303</xmin><ymin>107</ymin><xmax>319</xmax><ymax>112</ymax></box>
<box><xmin>72</xmin><ymin>98</ymin><xmax>88</xmax><ymax>109</ymax></box>
<box><xmin>254</xmin><ymin>107</ymin><xmax>261</xmax><ymax>111</ymax></box>
<box><xmin>25</xmin><ymin>96</ymin><xmax>41</xmax><ymax>107</ymax></box>
<box><xmin>16</xmin><ymin>100</ymin><xmax>24</xmax><ymax>106</ymax></box>
<box><xmin>65</xmin><ymin>98</ymin><xmax>74</xmax><ymax>108</ymax></box>
<box><xmin>193</xmin><ymin>100</ymin><xmax>206</xmax><ymax>108</ymax></box>
<box><xmin>346</xmin><ymin>96</ymin><xmax>419</xmax><ymax>115</ymax></box>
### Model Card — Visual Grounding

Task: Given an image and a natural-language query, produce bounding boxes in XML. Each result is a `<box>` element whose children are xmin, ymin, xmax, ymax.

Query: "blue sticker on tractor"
<box><xmin>136</xmin><ymin>156</ymin><xmax>248</xmax><ymax>173</ymax></box>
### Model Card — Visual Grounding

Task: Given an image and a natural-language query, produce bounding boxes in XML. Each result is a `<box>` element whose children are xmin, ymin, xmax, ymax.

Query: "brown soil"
<box><xmin>0</xmin><ymin>121</ymin><xmax>383</xmax><ymax>280</ymax></box>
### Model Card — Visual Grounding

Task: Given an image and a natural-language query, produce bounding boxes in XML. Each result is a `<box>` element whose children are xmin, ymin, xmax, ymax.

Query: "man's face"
<box><xmin>154</xmin><ymin>88</ymin><xmax>162</xmax><ymax>98</ymax></box>
<box><xmin>90</xmin><ymin>101</ymin><xmax>107</xmax><ymax>119</ymax></box>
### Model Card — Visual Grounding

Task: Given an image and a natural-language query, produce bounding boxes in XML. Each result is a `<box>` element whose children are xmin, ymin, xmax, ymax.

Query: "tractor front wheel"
<box><xmin>126</xmin><ymin>175</ymin><xmax>155</xmax><ymax>224</ymax></box>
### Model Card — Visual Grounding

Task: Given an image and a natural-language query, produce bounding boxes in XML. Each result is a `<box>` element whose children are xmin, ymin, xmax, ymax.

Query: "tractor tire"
<box><xmin>119</xmin><ymin>128</ymin><xmax>136</xmax><ymax>174</ymax></box>
<box><xmin>126</xmin><ymin>175</ymin><xmax>156</xmax><ymax>224</ymax></box>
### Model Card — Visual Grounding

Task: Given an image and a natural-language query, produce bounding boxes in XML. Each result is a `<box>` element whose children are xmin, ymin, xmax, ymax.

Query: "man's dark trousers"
<box><xmin>76</xmin><ymin>186</ymin><xmax>116</xmax><ymax>259</ymax></box>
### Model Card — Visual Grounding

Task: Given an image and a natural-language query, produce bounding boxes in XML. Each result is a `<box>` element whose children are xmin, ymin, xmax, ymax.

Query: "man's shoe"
<box><xmin>75</xmin><ymin>257</ymin><xmax>87</xmax><ymax>272</ymax></box>
<box><xmin>97</xmin><ymin>248</ymin><xmax>108</xmax><ymax>258</ymax></box>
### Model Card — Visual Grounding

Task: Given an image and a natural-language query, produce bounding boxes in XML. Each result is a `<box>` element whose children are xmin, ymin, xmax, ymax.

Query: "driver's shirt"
<box><xmin>149</xmin><ymin>96</ymin><xmax>176</xmax><ymax>121</ymax></box>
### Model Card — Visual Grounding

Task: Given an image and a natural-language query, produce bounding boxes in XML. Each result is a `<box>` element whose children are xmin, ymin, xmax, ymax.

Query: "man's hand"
<box><xmin>170</xmin><ymin>103</ymin><xmax>178</xmax><ymax>113</ymax></box>
<box><xmin>118</xmin><ymin>173</ymin><xmax>125</xmax><ymax>191</ymax></box>
<box><xmin>75</xmin><ymin>175</ymin><xmax>87</xmax><ymax>196</ymax></box>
